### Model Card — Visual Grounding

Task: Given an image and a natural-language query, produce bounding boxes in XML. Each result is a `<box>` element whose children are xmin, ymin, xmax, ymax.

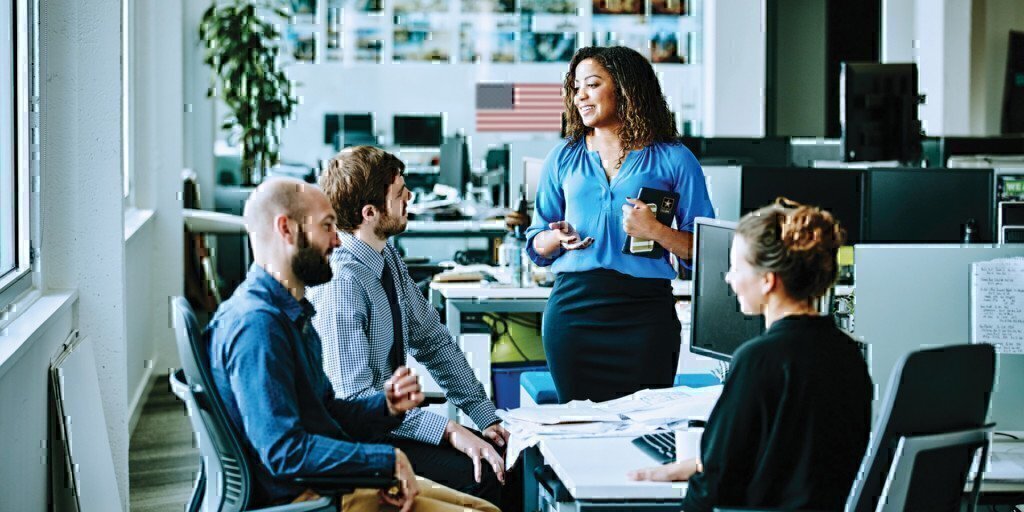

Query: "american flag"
<box><xmin>476</xmin><ymin>83</ymin><xmax>565</xmax><ymax>132</ymax></box>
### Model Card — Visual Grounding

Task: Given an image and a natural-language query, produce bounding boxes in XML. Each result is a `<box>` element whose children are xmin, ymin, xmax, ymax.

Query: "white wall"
<box><xmin>126</xmin><ymin>0</ymin><xmax>185</xmax><ymax>383</ymax></box>
<box><xmin>184</xmin><ymin>0</ymin><xmax>217</xmax><ymax>209</ymax></box>
<box><xmin>278</xmin><ymin>62</ymin><xmax>704</xmax><ymax>172</ymax></box>
<box><xmin>38</xmin><ymin>0</ymin><xmax>129</xmax><ymax>506</ymax></box>
<box><xmin>0</xmin><ymin>299</ymin><xmax>75</xmax><ymax>511</ymax></box>
<box><xmin>703</xmin><ymin>0</ymin><xmax>766</xmax><ymax>137</ymax></box>
<box><xmin>0</xmin><ymin>0</ymin><xmax>186</xmax><ymax>508</ymax></box>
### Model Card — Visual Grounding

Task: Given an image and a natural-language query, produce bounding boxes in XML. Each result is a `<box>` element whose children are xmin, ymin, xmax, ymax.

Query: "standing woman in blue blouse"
<box><xmin>525</xmin><ymin>46</ymin><xmax>715</xmax><ymax>403</ymax></box>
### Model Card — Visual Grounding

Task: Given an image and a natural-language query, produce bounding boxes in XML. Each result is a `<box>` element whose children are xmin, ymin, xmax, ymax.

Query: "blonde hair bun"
<box><xmin>779</xmin><ymin>202</ymin><xmax>846</xmax><ymax>254</ymax></box>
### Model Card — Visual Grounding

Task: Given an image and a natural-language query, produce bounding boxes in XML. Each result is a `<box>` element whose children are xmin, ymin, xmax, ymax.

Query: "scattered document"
<box><xmin>503</xmin><ymin>401</ymin><xmax>622</xmax><ymax>425</ymax></box>
<box><xmin>498</xmin><ymin>385</ymin><xmax>725</xmax><ymax>468</ymax></box>
<box><xmin>596</xmin><ymin>385</ymin><xmax>722</xmax><ymax>423</ymax></box>
<box><xmin>970</xmin><ymin>257</ymin><xmax>1024</xmax><ymax>354</ymax></box>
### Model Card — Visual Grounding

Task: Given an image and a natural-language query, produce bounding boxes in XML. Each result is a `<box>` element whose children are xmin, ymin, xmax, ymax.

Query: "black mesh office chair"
<box><xmin>170</xmin><ymin>296</ymin><xmax>395</xmax><ymax>512</ymax></box>
<box><xmin>716</xmin><ymin>343</ymin><xmax>996</xmax><ymax>512</ymax></box>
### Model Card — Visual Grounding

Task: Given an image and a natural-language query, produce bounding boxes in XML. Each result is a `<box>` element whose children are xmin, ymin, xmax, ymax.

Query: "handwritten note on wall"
<box><xmin>971</xmin><ymin>257</ymin><xmax>1024</xmax><ymax>354</ymax></box>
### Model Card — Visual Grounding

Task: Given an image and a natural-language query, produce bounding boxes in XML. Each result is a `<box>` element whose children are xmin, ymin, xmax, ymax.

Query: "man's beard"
<box><xmin>373</xmin><ymin>208</ymin><xmax>407</xmax><ymax>239</ymax></box>
<box><xmin>292</xmin><ymin>228</ymin><xmax>333</xmax><ymax>286</ymax></box>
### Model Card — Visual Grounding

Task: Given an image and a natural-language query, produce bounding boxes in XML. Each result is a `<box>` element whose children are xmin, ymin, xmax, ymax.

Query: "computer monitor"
<box><xmin>523</xmin><ymin>157</ymin><xmax>544</xmax><ymax>204</ymax></box>
<box><xmin>740</xmin><ymin>166</ymin><xmax>865</xmax><ymax>243</ymax></box>
<box><xmin>840</xmin><ymin>62</ymin><xmax>922</xmax><ymax>164</ymax></box>
<box><xmin>324</xmin><ymin>113</ymin><xmax>340</xmax><ymax>145</ymax></box>
<box><xmin>438</xmin><ymin>136</ymin><xmax>470</xmax><ymax>194</ymax></box>
<box><xmin>940</xmin><ymin>136</ymin><xmax>1024</xmax><ymax>165</ymax></box>
<box><xmin>701</xmin><ymin>137</ymin><xmax>790</xmax><ymax>166</ymax></box>
<box><xmin>690</xmin><ymin>218</ymin><xmax>765</xmax><ymax>362</ymax></box>
<box><xmin>393</xmin><ymin>114</ymin><xmax>443</xmax><ymax>147</ymax></box>
<box><xmin>863</xmin><ymin>168</ymin><xmax>996</xmax><ymax>243</ymax></box>
<box><xmin>342</xmin><ymin>113</ymin><xmax>373</xmax><ymax>134</ymax></box>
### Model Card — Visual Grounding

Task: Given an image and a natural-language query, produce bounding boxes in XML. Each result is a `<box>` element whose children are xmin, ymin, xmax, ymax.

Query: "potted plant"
<box><xmin>199</xmin><ymin>0</ymin><xmax>298</xmax><ymax>185</ymax></box>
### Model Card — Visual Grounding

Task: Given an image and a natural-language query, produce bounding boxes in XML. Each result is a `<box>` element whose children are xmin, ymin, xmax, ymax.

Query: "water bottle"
<box><xmin>500</xmin><ymin>232</ymin><xmax>524</xmax><ymax>286</ymax></box>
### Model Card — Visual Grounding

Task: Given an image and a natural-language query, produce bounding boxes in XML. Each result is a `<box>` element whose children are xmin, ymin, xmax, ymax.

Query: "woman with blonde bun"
<box><xmin>629</xmin><ymin>198</ymin><xmax>872</xmax><ymax>512</ymax></box>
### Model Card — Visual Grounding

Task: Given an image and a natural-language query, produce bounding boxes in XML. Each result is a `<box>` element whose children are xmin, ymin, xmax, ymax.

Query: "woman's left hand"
<box><xmin>627</xmin><ymin>459</ymin><xmax>700</xmax><ymax>482</ymax></box>
<box><xmin>622</xmin><ymin>197</ymin><xmax>663</xmax><ymax>240</ymax></box>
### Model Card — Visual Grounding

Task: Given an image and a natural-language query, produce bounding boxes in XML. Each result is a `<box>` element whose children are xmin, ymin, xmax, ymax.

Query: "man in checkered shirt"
<box><xmin>309</xmin><ymin>146</ymin><xmax>510</xmax><ymax>507</ymax></box>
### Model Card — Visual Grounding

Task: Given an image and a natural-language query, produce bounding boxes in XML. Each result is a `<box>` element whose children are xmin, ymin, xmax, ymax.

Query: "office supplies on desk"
<box><xmin>622</xmin><ymin>187</ymin><xmax>679</xmax><ymax>258</ymax></box>
<box><xmin>432</xmin><ymin>269</ymin><xmax>486</xmax><ymax>283</ymax></box>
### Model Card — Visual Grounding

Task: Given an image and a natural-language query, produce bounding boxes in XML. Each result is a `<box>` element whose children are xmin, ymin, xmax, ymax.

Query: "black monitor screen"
<box><xmin>438</xmin><ymin>136</ymin><xmax>469</xmax><ymax>193</ymax></box>
<box><xmin>741</xmin><ymin>167</ymin><xmax>864</xmax><ymax>243</ymax></box>
<box><xmin>864</xmin><ymin>168</ymin><xmax>995</xmax><ymax>243</ymax></box>
<box><xmin>394</xmin><ymin>115</ymin><xmax>443</xmax><ymax>147</ymax></box>
<box><xmin>690</xmin><ymin>218</ymin><xmax>764</xmax><ymax>362</ymax></box>
<box><xmin>840</xmin><ymin>62</ymin><xmax>922</xmax><ymax>164</ymax></box>
<box><xmin>343</xmin><ymin>113</ymin><xmax>373</xmax><ymax>134</ymax></box>
<box><xmin>702</xmin><ymin>137</ymin><xmax>790</xmax><ymax>166</ymax></box>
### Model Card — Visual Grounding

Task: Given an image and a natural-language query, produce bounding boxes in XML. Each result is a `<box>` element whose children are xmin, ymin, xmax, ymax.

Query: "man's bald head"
<box><xmin>244</xmin><ymin>177</ymin><xmax>316</xmax><ymax>240</ymax></box>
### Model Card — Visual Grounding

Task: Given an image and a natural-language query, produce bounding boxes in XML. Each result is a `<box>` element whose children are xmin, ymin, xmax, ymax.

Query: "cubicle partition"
<box><xmin>854</xmin><ymin>245</ymin><xmax>1024</xmax><ymax>430</ymax></box>
<box><xmin>700</xmin><ymin>165</ymin><xmax>741</xmax><ymax>222</ymax></box>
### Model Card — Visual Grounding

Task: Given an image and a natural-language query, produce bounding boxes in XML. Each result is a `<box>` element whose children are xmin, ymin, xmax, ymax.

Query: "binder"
<box><xmin>622</xmin><ymin>187</ymin><xmax>679</xmax><ymax>259</ymax></box>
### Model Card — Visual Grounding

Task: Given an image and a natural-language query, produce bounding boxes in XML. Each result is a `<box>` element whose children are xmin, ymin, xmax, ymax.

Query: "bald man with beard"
<box><xmin>205</xmin><ymin>177</ymin><xmax>499</xmax><ymax>511</ymax></box>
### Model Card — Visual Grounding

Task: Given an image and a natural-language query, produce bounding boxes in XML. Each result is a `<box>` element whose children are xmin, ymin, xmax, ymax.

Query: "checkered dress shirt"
<box><xmin>308</xmin><ymin>233</ymin><xmax>499</xmax><ymax>445</ymax></box>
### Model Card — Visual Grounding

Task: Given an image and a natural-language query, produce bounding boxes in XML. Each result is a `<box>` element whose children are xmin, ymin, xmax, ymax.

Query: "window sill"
<box><xmin>124</xmin><ymin>207</ymin><xmax>155</xmax><ymax>242</ymax></box>
<box><xmin>0</xmin><ymin>289</ymin><xmax>78</xmax><ymax>380</ymax></box>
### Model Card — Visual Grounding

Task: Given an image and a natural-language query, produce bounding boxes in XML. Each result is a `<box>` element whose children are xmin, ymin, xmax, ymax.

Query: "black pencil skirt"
<box><xmin>542</xmin><ymin>268</ymin><xmax>682</xmax><ymax>403</ymax></box>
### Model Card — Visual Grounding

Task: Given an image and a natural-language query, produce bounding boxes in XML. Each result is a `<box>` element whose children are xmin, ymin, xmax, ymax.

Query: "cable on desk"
<box><xmin>995</xmin><ymin>432</ymin><xmax>1020</xmax><ymax>440</ymax></box>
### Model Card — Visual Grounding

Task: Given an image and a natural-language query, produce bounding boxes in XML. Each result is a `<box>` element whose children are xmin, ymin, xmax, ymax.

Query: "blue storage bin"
<box><xmin>492</xmin><ymin>362</ymin><xmax>547</xmax><ymax>410</ymax></box>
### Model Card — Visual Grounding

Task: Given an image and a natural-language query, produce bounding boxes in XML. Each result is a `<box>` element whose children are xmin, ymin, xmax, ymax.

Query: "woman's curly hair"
<box><xmin>736</xmin><ymin>197</ymin><xmax>847</xmax><ymax>302</ymax></box>
<box><xmin>562</xmin><ymin>46</ymin><xmax>678</xmax><ymax>155</ymax></box>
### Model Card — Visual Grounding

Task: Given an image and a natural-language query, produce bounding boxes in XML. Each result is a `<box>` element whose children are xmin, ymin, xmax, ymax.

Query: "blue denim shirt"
<box><xmin>525</xmin><ymin>139</ymin><xmax>715</xmax><ymax>279</ymax></box>
<box><xmin>207</xmin><ymin>264</ymin><xmax>400</xmax><ymax>505</ymax></box>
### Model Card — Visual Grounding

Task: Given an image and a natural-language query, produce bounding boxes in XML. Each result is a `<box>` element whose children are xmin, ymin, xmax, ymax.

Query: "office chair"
<box><xmin>715</xmin><ymin>343</ymin><xmax>996</xmax><ymax>512</ymax></box>
<box><xmin>170</xmin><ymin>297</ymin><xmax>396</xmax><ymax>512</ymax></box>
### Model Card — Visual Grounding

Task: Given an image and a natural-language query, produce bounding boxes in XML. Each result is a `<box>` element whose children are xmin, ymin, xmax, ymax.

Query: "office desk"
<box><xmin>535</xmin><ymin>435</ymin><xmax>686</xmax><ymax>510</ymax></box>
<box><xmin>531</xmin><ymin>434</ymin><xmax>1024</xmax><ymax>510</ymax></box>
<box><xmin>428</xmin><ymin>280</ymin><xmax>692</xmax><ymax>422</ymax></box>
<box><xmin>430</xmin><ymin>280</ymin><xmax>692</xmax><ymax>351</ymax></box>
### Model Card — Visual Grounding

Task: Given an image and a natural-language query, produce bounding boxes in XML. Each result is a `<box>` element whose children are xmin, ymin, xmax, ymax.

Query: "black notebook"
<box><xmin>621</xmin><ymin>187</ymin><xmax>679</xmax><ymax>259</ymax></box>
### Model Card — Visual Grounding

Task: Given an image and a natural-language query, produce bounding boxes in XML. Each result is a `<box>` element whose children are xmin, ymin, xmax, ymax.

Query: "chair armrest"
<box><xmin>293</xmin><ymin>475</ymin><xmax>398</xmax><ymax>494</ymax></box>
<box><xmin>183</xmin><ymin>208</ymin><xmax>247</xmax><ymax>234</ymax></box>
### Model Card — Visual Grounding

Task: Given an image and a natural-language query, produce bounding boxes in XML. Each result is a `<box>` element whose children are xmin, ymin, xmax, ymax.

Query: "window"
<box><xmin>0</xmin><ymin>0</ymin><xmax>34</xmax><ymax>309</ymax></box>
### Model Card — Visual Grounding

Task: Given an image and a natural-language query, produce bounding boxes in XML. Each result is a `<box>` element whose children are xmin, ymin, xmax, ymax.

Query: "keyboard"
<box><xmin>632</xmin><ymin>431</ymin><xmax>676</xmax><ymax>465</ymax></box>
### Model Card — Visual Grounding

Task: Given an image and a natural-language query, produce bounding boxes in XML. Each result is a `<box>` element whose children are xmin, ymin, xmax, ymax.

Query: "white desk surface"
<box><xmin>431</xmin><ymin>280</ymin><xmax>852</xmax><ymax>301</ymax></box>
<box><xmin>538</xmin><ymin>434</ymin><xmax>1024</xmax><ymax>502</ymax></box>
<box><xmin>539</xmin><ymin>436</ymin><xmax>688</xmax><ymax>501</ymax></box>
<box><xmin>432</xmin><ymin>279</ymin><xmax>693</xmax><ymax>300</ymax></box>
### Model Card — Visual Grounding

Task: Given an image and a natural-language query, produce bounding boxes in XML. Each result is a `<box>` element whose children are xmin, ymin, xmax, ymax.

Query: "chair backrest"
<box><xmin>847</xmin><ymin>343</ymin><xmax>996</xmax><ymax>512</ymax></box>
<box><xmin>171</xmin><ymin>296</ymin><xmax>254</xmax><ymax>511</ymax></box>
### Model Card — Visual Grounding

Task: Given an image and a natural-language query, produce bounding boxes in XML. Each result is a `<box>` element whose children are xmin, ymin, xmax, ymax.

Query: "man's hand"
<box><xmin>380</xmin><ymin>448</ymin><xmax>419</xmax><ymax>512</ymax></box>
<box><xmin>445</xmin><ymin>421</ymin><xmax>506</xmax><ymax>484</ymax></box>
<box><xmin>504</xmin><ymin>211</ymin><xmax>529</xmax><ymax>231</ymax></box>
<box><xmin>548</xmin><ymin>221</ymin><xmax>594</xmax><ymax>251</ymax></box>
<box><xmin>627</xmin><ymin>458</ymin><xmax>700</xmax><ymax>482</ymax></box>
<box><xmin>622</xmin><ymin>197</ymin><xmax>664</xmax><ymax>240</ymax></box>
<box><xmin>481</xmin><ymin>422</ymin><xmax>510</xmax><ymax>448</ymax></box>
<box><xmin>384</xmin><ymin>366</ymin><xmax>423</xmax><ymax>416</ymax></box>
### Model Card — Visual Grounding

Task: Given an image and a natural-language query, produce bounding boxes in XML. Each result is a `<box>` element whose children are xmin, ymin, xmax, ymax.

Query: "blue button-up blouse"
<box><xmin>525</xmin><ymin>139</ymin><xmax>715</xmax><ymax>280</ymax></box>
